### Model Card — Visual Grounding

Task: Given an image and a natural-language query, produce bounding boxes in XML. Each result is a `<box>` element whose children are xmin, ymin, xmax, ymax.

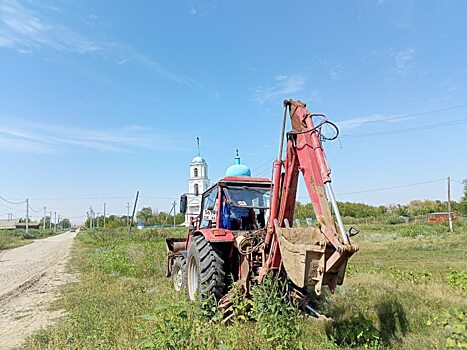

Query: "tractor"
<box><xmin>166</xmin><ymin>99</ymin><xmax>358</xmax><ymax>312</ymax></box>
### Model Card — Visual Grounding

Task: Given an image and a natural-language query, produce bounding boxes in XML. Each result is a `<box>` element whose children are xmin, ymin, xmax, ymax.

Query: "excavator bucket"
<box><xmin>275</xmin><ymin>224</ymin><xmax>350</xmax><ymax>295</ymax></box>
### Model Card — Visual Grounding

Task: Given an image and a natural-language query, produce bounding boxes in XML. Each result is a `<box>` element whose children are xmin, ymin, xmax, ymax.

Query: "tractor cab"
<box><xmin>197</xmin><ymin>176</ymin><xmax>271</xmax><ymax>232</ymax></box>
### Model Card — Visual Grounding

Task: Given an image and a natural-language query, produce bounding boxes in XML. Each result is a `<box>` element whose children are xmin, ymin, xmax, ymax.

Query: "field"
<box><xmin>23</xmin><ymin>223</ymin><xmax>467</xmax><ymax>350</ymax></box>
<box><xmin>0</xmin><ymin>229</ymin><xmax>60</xmax><ymax>251</ymax></box>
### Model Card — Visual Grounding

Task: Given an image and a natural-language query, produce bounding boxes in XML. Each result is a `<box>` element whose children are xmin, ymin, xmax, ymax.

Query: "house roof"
<box><xmin>0</xmin><ymin>219</ymin><xmax>19</xmax><ymax>230</ymax></box>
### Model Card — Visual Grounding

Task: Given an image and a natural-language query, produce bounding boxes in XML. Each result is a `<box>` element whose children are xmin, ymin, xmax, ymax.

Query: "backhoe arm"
<box><xmin>263</xmin><ymin>99</ymin><xmax>357</xmax><ymax>293</ymax></box>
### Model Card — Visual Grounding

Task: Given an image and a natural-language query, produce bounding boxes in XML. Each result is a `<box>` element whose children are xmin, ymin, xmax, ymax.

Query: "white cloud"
<box><xmin>0</xmin><ymin>0</ymin><xmax>100</xmax><ymax>53</ymax></box>
<box><xmin>337</xmin><ymin>113</ymin><xmax>419</xmax><ymax>130</ymax></box>
<box><xmin>251</xmin><ymin>74</ymin><xmax>307</xmax><ymax>104</ymax></box>
<box><xmin>0</xmin><ymin>0</ymin><xmax>217</xmax><ymax>96</ymax></box>
<box><xmin>0</xmin><ymin>119</ymin><xmax>182</xmax><ymax>154</ymax></box>
<box><xmin>395</xmin><ymin>47</ymin><xmax>415</xmax><ymax>75</ymax></box>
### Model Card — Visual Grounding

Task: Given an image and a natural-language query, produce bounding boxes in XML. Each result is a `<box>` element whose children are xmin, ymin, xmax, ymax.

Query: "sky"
<box><xmin>0</xmin><ymin>0</ymin><xmax>466</xmax><ymax>224</ymax></box>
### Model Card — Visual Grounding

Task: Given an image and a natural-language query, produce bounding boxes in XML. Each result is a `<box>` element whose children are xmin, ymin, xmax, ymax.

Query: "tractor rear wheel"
<box><xmin>172</xmin><ymin>256</ymin><xmax>186</xmax><ymax>292</ymax></box>
<box><xmin>186</xmin><ymin>235</ymin><xmax>226</xmax><ymax>301</ymax></box>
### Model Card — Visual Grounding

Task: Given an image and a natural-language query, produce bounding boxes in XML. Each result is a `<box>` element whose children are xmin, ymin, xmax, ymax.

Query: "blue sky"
<box><xmin>0</xmin><ymin>0</ymin><xmax>466</xmax><ymax>223</ymax></box>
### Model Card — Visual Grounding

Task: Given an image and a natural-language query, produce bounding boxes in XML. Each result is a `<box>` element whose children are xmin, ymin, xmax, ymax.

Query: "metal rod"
<box><xmin>325</xmin><ymin>182</ymin><xmax>349</xmax><ymax>245</ymax></box>
<box><xmin>277</xmin><ymin>102</ymin><xmax>288</xmax><ymax>162</ymax></box>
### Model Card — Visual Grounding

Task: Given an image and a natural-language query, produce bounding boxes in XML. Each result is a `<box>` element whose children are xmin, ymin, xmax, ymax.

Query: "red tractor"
<box><xmin>166</xmin><ymin>99</ymin><xmax>358</xmax><ymax>310</ymax></box>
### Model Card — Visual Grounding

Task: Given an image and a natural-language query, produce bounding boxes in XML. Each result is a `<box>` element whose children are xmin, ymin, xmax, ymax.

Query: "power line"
<box><xmin>252</xmin><ymin>157</ymin><xmax>275</xmax><ymax>172</ymax></box>
<box><xmin>297</xmin><ymin>178</ymin><xmax>446</xmax><ymax>198</ymax></box>
<box><xmin>0</xmin><ymin>195</ymin><xmax>26</xmax><ymax>205</ymax></box>
<box><xmin>338</xmin><ymin>102</ymin><xmax>467</xmax><ymax>127</ymax></box>
<box><xmin>341</xmin><ymin>118</ymin><xmax>467</xmax><ymax>138</ymax></box>
<box><xmin>256</xmin><ymin>166</ymin><xmax>273</xmax><ymax>178</ymax></box>
<box><xmin>27</xmin><ymin>202</ymin><xmax>42</xmax><ymax>213</ymax></box>
<box><xmin>26</xmin><ymin>195</ymin><xmax>176</xmax><ymax>201</ymax></box>
<box><xmin>0</xmin><ymin>202</ymin><xmax>19</xmax><ymax>211</ymax></box>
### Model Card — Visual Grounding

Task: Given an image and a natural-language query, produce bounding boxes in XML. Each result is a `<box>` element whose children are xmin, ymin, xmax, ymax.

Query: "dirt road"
<box><xmin>0</xmin><ymin>231</ymin><xmax>77</xmax><ymax>349</ymax></box>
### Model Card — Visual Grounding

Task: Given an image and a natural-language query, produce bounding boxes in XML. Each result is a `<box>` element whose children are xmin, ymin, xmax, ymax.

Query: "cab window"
<box><xmin>200</xmin><ymin>187</ymin><xmax>218</xmax><ymax>228</ymax></box>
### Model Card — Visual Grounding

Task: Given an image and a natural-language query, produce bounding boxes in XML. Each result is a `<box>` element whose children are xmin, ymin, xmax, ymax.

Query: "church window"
<box><xmin>194</xmin><ymin>184</ymin><xmax>199</xmax><ymax>196</ymax></box>
<box><xmin>194</xmin><ymin>168</ymin><xmax>198</xmax><ymax>178</ymax></box>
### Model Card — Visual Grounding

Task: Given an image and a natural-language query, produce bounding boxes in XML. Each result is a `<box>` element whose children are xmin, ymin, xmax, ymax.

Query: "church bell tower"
<box><xmin>185</xmin><ymin>138</ymin><xmax>210</xmax><ymax>225</ymax></box>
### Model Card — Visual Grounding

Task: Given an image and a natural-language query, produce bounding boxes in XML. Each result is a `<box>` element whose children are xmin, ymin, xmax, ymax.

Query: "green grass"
<box><xmin>0</xmin><ymin>229</ymin><xmax>60</xmax><ymax>250</ymax></box>
<box><xmin>23</xmin><ymin>223</ymin><xmax>467</xmax><ymax>350</ymax></box>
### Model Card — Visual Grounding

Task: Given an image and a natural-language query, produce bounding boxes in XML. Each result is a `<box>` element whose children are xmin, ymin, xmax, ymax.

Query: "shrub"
<box><xmin>428</xmin><ymin>310</ymin><xmax>466</xmax><ymax>349</ymax></box>
<box><xmin>388</xmin><ymin>267</ymin><xmax>433</xmax><ymax>284</ymax></box>
<box><xmin>447</xmin><ymin>268</ymin><xmax>467</xmax><ymax>292</ymax></box>
<box><xmin>249</xmin><ymin>277</ymin><xmax>304</xmax><ymax>350</ymax></box>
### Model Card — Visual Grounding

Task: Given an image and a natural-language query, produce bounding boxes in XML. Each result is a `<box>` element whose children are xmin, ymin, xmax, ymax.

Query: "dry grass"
<box><xmin>23</xmin><ymin>224</ymin><xmax>467</xmax><ymax>350</ymax></box>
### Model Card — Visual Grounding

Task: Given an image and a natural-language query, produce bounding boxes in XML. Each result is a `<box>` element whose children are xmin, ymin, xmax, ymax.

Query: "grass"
<box><xmin>23</xmin><ymin>223</ymin><xmax>467</xmax><ymax>350</ymax></box>
<box><xmin>0</xmin><ymin>229</ymin><xmax>61</xmax><ymax>250</ymax></box>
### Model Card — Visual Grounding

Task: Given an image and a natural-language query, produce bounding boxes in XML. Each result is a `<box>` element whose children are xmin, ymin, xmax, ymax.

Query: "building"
<box><xmin>184</xmin><ymin>140</ymin><xmax>210</xmax><ymax>226</ymax></box>
<box><xmin>0</xmin><ymin>219</ymin><xmax>17</xmax><ymax>230</ymax></box>
<box><xmin>427</xmin><ymin>212</ymin><xmax>459</xmax><ymax>223</ymax></box>
<box><xmin>15</xmin><ymin>222</ymin><xmax>41</xmax><ymax>230</ymax></box>
<box><xmin>0</xmin><ymin>219</ymin><xmax>42</xmax><ymax>230</ymax></box>
<box><xmin>226</xmin><ymin>150</ymin><xmax>251</xmax><ymax>177</ymax></box>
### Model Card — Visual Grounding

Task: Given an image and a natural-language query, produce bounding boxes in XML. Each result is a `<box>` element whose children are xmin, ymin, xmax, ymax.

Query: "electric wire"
<box><xmin>341</xmin><ymin>118</ymin><xmax>467</xmax><ymax>138</ymax></box>
<box><xmin>297</xmin><ymin>178</ymin><xmax>445</xmax><ymax>199</ymax></box>
<box><xmin>0</xmin><ymin>195</ymin><xmax>26</xmax><ymax>205</ymax></box>
<box><xmin>27</xmin><ymin>202</ymin><xmax>42</xmax><ymax>213</ymax></box>
<box><xmin>338</xmin><ymin>102</ymin><xmax>467</xmax><ymax>127</ymax></box>
<box><xmin>251</xmin><ymin>157</ymin><xmax>275</xmax><ymax>172</ymax></box>
<box><xmin>0</xmin><ymin>202</ymin><xmax>20</xmax><ymax>211</ymax></box>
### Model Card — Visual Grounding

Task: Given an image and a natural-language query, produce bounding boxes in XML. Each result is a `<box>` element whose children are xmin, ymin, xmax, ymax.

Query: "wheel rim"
<box><xmin>187</xmin><ymin>255</ymin><xmax>199</xmax><ymax>300</ymax></box>
<box><xmin>173</xmin><ymin>266</ymin><xmax>182</xmax><ymax>292</ymax></box>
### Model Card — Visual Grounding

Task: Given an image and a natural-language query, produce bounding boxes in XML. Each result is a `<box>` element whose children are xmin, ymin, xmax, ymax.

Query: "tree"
<box><xmin>459</xmin><ymin>179</ymin><xmax>467</xmax><ymax>215</ymax></box>
<box><xmin>137</xmin><ymin>207</ymin><xmax>154</xmax><ymax>225</ymax></box>
<box><xmin>61</xmin><ymin>218</ymin><xmax>71</xmax><ymax>229</ymax></box>
<box><xmin>462</xmin><ymin>179</ymin><xmax>467</xmax><ymax>202</ymax></box>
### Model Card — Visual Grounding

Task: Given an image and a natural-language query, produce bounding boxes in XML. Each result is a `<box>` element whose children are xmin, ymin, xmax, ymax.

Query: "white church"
<box><xmin>184</xmin><ymin>139</ymin><xmax>210</xmax><ymax>226</ymax></box>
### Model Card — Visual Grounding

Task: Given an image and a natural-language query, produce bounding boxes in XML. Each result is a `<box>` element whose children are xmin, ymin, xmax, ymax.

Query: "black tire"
<box><xmin>186</xmin><ymin>235</ymin><xmax>226</xmax><ymax>301</ymax></box>
<box><xmin>172</xmin><ymin>256</ymin><xmax>186</xmax><ymax>292</ymax></box>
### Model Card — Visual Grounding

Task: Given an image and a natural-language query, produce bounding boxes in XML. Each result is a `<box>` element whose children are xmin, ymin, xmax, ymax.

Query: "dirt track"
<box><xmin>0</xmin><ymin>231</ymin><xmax>77</xmax><ymax>349</ymax></box>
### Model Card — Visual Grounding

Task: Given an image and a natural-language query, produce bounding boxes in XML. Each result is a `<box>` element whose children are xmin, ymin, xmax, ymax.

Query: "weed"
<box><xmin>447</xmin><ymin>268</ymin><xmax>467</xmax><ymax>292</ymax></box>
<box><xmin>22</xmin><ymin>225</ymin><xmax>467</xmax><ymax>350</ymax></box>
<box><xmin>388</xmin><ymin>267</ymin><xmax>433</xmax><ymax>284</ymax></box>
<box><xmin>428</xmin><ymin>310</ymin><xmax>466</xmax><ymax>349</ymax></box>
<box><xmin>249</xmin><ymin>277</ymin><xmax>305</xmax><ymax>350</ymax></box>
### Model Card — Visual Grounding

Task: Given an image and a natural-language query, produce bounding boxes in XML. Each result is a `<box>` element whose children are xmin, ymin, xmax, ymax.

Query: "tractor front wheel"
<box><xmin>186</xmin><ymin>235</ymin><xmax>226</xmax><ymax>301</ymax></box>
<box><xmin>171</xmin><ymin>256</ymin><xmax>186</xmax><ymax>292</ymax></box>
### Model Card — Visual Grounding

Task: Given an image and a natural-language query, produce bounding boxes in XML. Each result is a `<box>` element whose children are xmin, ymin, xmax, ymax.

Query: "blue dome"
<box><xmin>226</xmin><ymin>152</ymin><xmax>251</xmax><ymax>177</ymax></box>
<box><xmin>192</xmin><ymin>155</ymin><xmax>206</xmax><ymax>164</ymax></box>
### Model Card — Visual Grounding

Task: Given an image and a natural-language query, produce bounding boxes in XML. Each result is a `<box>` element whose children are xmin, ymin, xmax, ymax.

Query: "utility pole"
<box><xmin>89</xmin><ymin>206</ymin><xmax>94</xmax><ymax>228</ymax></box>
<box><xmin>26</xmin><ymin>198</ymin><xmax>29</xmax><ymax>235</ymax></box>
<box><xmin>58</xmin><ymin>215</ymin><xmax>61</xmax><ymax>231</ymax></box>
<box><xmin>126</xmin><ymin>202</ymin><xmax>130</xmax><ymax>228</ymax></box>
<box><xmin>173</xmin><ymin>201</ymin><xmax>176</xmax><ymax>228</ymax></box>
<box><xmin>49</xmin><ymin>211</ymin><xmax>52</xmax><ymax>230</ymax></box>
<box><xmin>447</xmin><ymin>177</ymin><xmax>453</xmax><ymax>232</ymax></box>
<box><xmin>54</xmin><ymin>211</ymin><xmax>57</xmax><ymax>233</ymax></box>
<box><xmin>103</xmin><ymin>202</ymin><xmax>106</xmax><ymax>229</ymax></box>
<box><xmin>128</xmin><ymin>191</ymin><xmax>139</xmax><ymax>234</ymax></box>
<box><xmin>43</xmin><ymin>206</ymin><xmax>46</xmax><ymax>231</ymax></box>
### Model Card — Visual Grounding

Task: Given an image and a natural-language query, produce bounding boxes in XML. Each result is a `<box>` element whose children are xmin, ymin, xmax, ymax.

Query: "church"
<box><xmin>184</xmin><ymin>140</ymin><xmax>252</xmax><ymax>226</ymax></box>
<box><xmin>184</xmin><ymin>139</ymin><xmax>210</xmax><ymax>226</ymax></box>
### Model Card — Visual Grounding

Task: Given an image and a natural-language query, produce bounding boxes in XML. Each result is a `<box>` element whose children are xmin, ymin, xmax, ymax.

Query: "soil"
<box><xmin>0</xmin><ymin>231</ymin><xmax>77</xmax><ymax>350</ymax></box>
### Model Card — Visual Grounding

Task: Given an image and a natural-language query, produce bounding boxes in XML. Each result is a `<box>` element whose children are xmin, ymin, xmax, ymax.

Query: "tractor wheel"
<box><xmin>172</xmin><ymin>256</ymin><xmax>186</xmax><ymax>292</ymax></box>
<box><xmin>186</xmin><ymin>235</ymin><xmax>226</xmax><ymax>301</ymax></box>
